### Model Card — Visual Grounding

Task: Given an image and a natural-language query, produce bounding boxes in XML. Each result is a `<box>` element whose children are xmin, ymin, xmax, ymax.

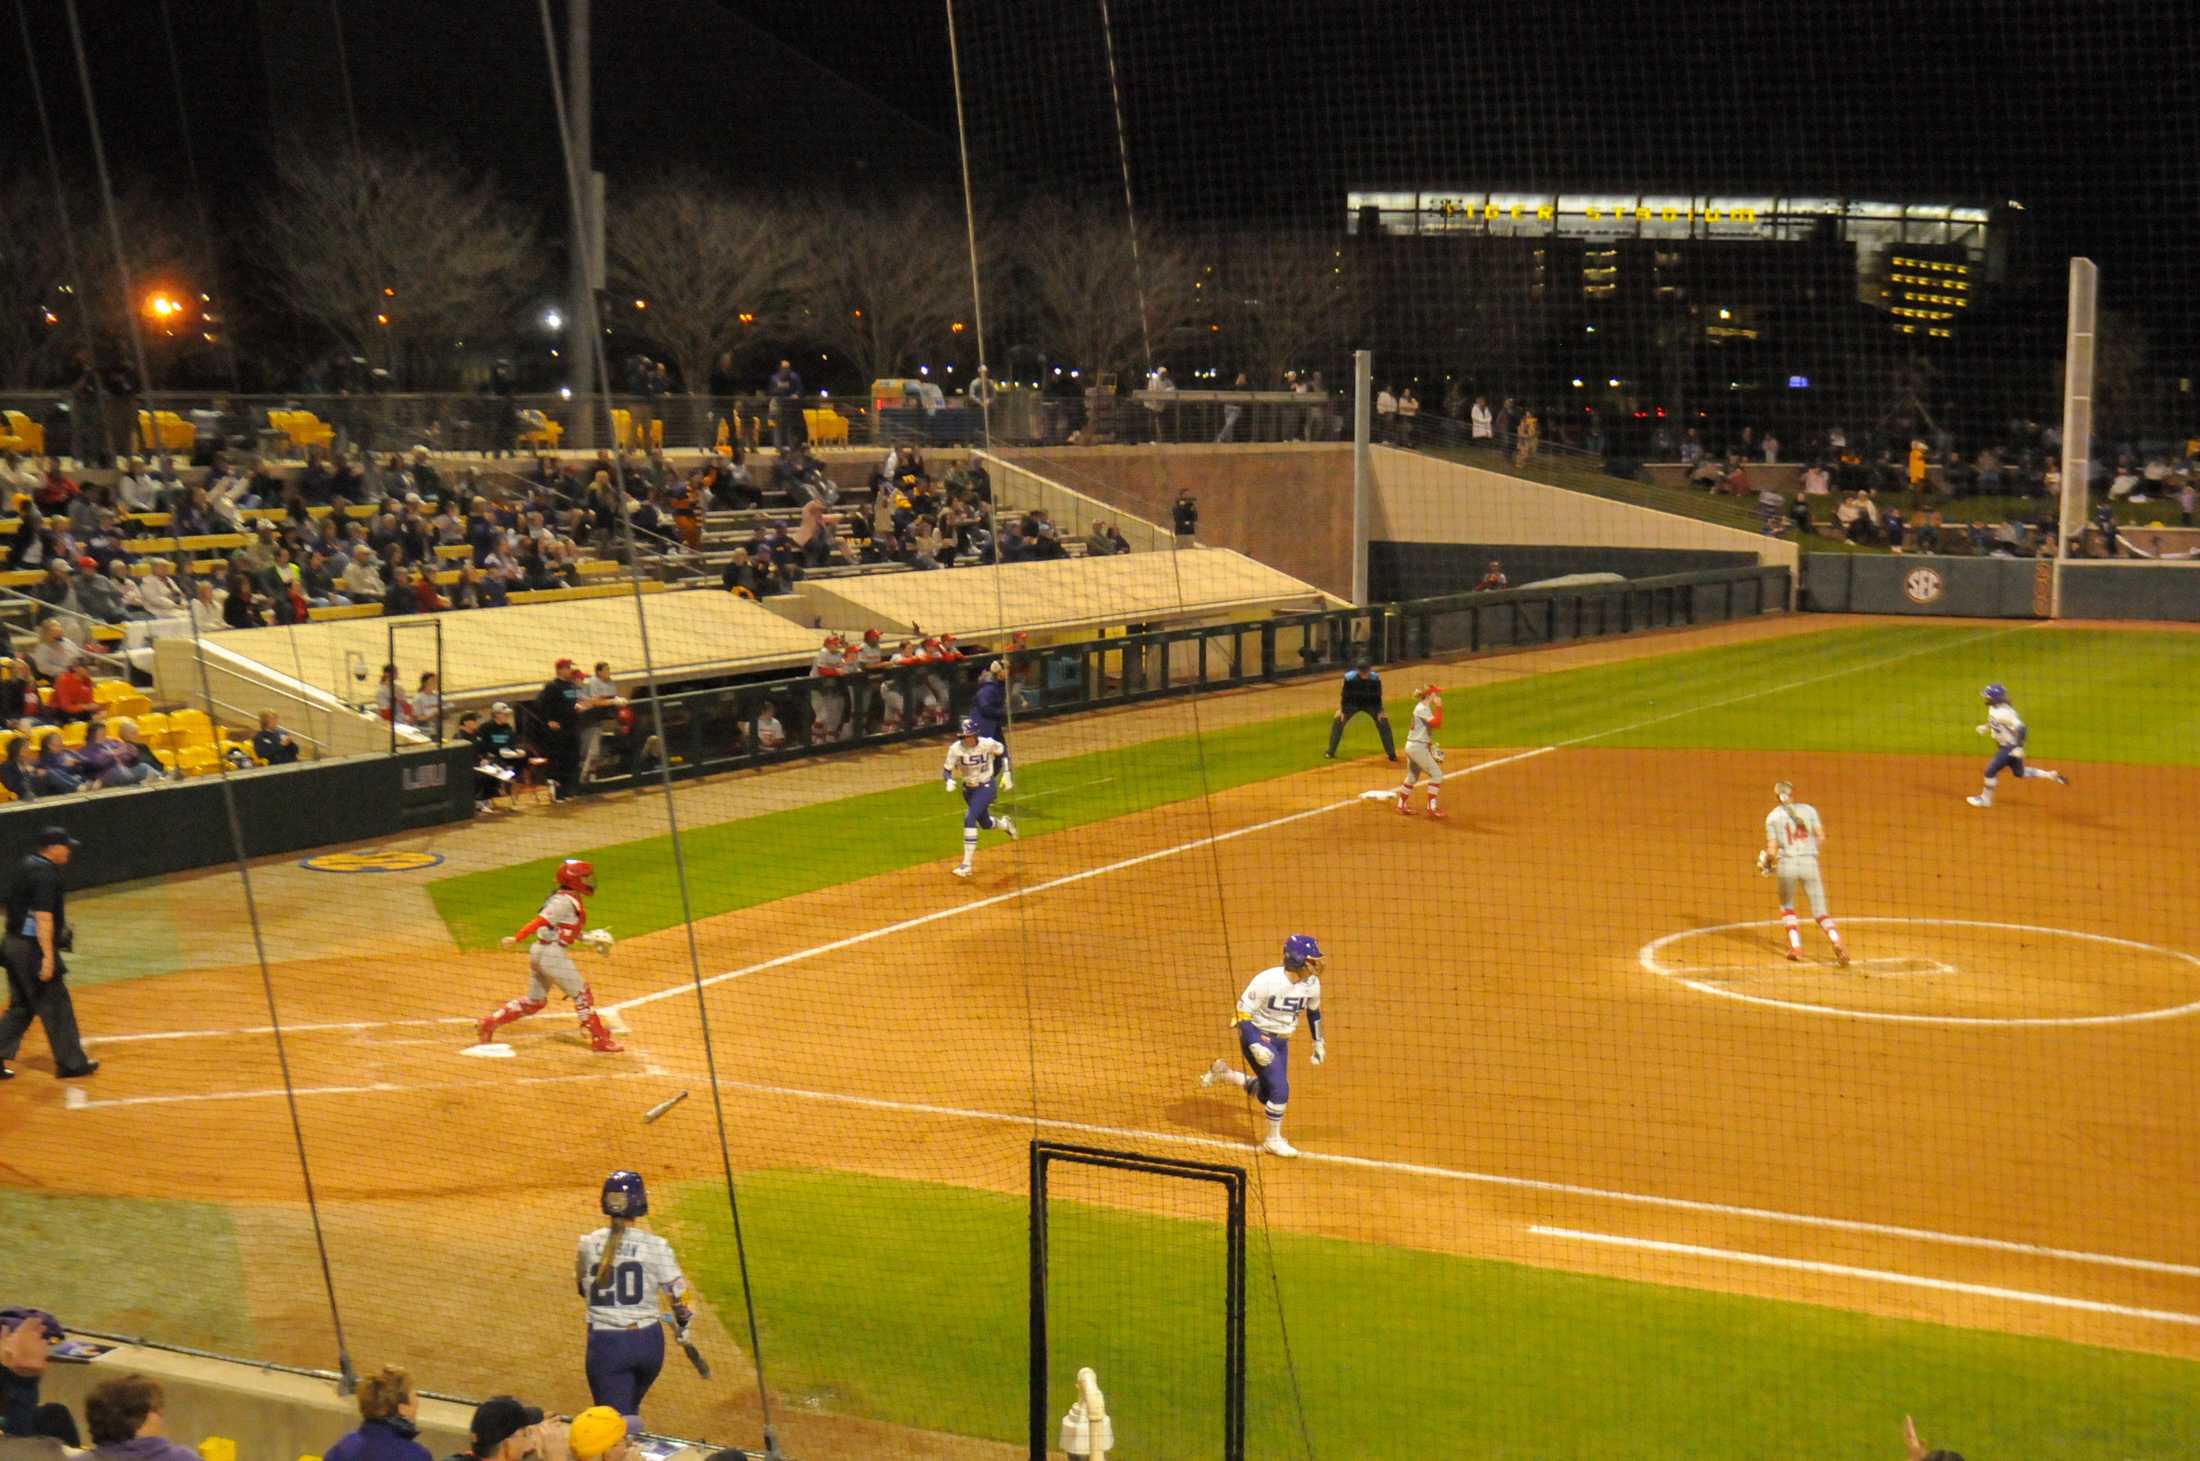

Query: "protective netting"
<box><xmin>0</xmin><ymin>3</ymin><xmax>2195</xmax><ymax>1460</ymax></box>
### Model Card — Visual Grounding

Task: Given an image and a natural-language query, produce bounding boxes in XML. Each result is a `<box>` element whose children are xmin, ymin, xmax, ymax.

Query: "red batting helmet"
<box><xmin>555</xmin><ymin>858</ymin><xmax>596</xmax><ymax>894</ymax></box>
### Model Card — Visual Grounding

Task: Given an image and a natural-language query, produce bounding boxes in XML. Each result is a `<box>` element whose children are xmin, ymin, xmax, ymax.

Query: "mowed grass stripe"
<box><xmin>666</xmin><ymin>1169</ymin><xmax>2200</xmax><ymax>1460</ymax></box>
<box><xmin>429</xmin><ymin>625</ymin><xmax>2199</xmax><ymax>948</ymax></box>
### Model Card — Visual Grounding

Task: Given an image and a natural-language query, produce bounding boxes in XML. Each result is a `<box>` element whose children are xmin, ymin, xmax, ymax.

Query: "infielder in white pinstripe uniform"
<box><xmin>1758</xmin><ymin>781</ymin><xmax>1849</xmax><ymax>965</ymax></box>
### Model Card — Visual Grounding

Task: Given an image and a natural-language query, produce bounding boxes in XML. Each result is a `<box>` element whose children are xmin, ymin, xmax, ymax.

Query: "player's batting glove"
<box><xmin>1312</xmin><ymin>1039</ymin><xmax>1326</xmax><ymax>1066</ymax></box>
<box><xmin>1975</xmin><ymin>724</ymin><xmax>1989</xmax><ymax>736</ymax></box>
<box><xmin>944</xmin><ymin>780</ymin><xmax>957</xmax><ymax>794</ymax></box>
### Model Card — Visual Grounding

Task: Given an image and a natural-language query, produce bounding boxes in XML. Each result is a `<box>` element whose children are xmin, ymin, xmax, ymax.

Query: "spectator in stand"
<box><xmin>373</xmin><ymin>664</ymin><xmax>408</xmax><ymax>725</ymax></box>
<box><xmin>795</xmin><ymin>499</ymin><xmax>839</xmax><ymax>568</ymax></box>
<box><xmin>83</xmin><ymin>1375</ymin><xmax>199</xmax><ymax>1461</ymax></box>
<box><xmin>1398</xmin><ymin>385</ymin><xmax>1420</xmax><ymax>444</ymax></box>
<box><xmin>1884</xmin><ymin>506</ymin><xmax>1907</xmax><ymax>552</ymax></box>
<box><xmin>340</xmin><ymin>547</ymin><xmax>386</xmax><ymax>604</ymax></box>
<box><xmin>0</xmin><ymin>738</ymin><xmax>42</xmax><ymax>802</ymax></box>
<box><xmin>411</xmin><ymin>673</ymin><xmax>447</xmax><ymax>734</ymax></box>
<box><xmin>1374</xmin><ymin>383</ymin><xmax>1398</xmax><ymax>442</ymax></box>
<box><xmin>1788</xmin><ymin>493</ymin><xmax>1814</xmax><ymax>538</ymax></box>
<box><xmin>1907</xmin><ymin>440</ymin><xmax>1929</xmax><ymax>494</ymax></box>
<box><xmin>26</xmin><ymin>564</ymin><xmax>74</xmax><ymax>621</ymax></box>
<box><xmin>26</xmin><ymin>625</ymin><xmax>75</xmax><ymax>683</ymax></box>
<box><xmin>221</xmin><ymin>571</ymin><xmax>266</xmax><ymax>628</ymax></box>
<box><xmin>46</xmin><ymin>661</ymin><xmax>97</xmax><ymax>724</ymax></box>
<box><xmin>102</xmin><ymin>561</ymin><xmax>150</xmax><ymax>621</ymax></box>
<box><xmin>768</xmin><ymin>358</ymin><xmax>803</xmax><ymax>449</ymax></box>
<box><xmin>114</xmin><ymin>719</ymin><xmax>167</xmax><ymax>778</ymax></box>
<box><xmin>443</xmin><ymin>1397</ymin><xmax>543</xmax><ymax>1461</ymax></box>
<box><xmin>382</xmin><ymin>568</ymin><xmax>418</xmax><ymax>618</ymax></box>
<box><xmin>324</xmin><ymin>1366</ymin><xmax>432</xmax><ymax>1461</ymax></box>
<box><xmin>1085</xmin><ymin>518</ymin><xmax>1119</xmax><ymax>557</ymax></box>
<box><xmin>1172</xmin><ymin>490</ymin><xmax>1198</xmax><ymax>544</ymax></box>
<box><xmin>72</xmin><ymin>560</ymin><xmax>126</xmax><ymax>626</ymax></box>
<box><xmin>28</xmin><ymin>734</ymin><xmax>83</xmax><ymax>795</ymax></box>
<box><xmin>0</xmin><ymin>1306</ymin><xmax>75</xmax><ymax>1446</ymax></box>
<box><xmin>1761</xmin><ymin>432</ymin><xmax>1780</xmax><ymax>464</ymax></box>
<box><xmin>410</xmin><ymin>567</ymin><xmax>450</xmax><ymax>614</ymax></box>
<box><xmin>1801</xmin><ymin>462</ymin><xmax>1831</xmax><ymax>498</ymax></box>
<box><xmin>1469</xmin><ymin>394</ymin><xmax>1494</xmax><ymax>448</ymax></box>
<box><xmin>77</xmin><ymin>719</ymin><xmax>156</xmax><ymax>788</ymax></box>
<box><xmin>1475</xmin><ymin>560</ymin><xmax>1508</xmax><ymax>591</ymax></box>
<box><xmin>0</xmin><ymin>662</ymin><xmax>39</xmax><ymax>731</ymax></box>
<box><xmin>1914</xmin><ymin>507</ymin><xmax>1943</xmax><ymax>553</ymax></box>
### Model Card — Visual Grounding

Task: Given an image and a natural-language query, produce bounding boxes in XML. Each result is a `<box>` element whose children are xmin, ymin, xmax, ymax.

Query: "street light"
<box><xmin>542</xmin><ymin>308</ymin><xmax>564</xmax><ymax>332</ymax></box>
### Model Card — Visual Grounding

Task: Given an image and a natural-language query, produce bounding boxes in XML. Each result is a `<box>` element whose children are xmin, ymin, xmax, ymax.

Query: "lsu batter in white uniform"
<box><xmin>578</xmin><ymin>1170</ymin><xmax>693</xmax><ymax>1426</ymax></box>
<box><xmin>1200</xmin><ymin>934</ymin><xmax>1327</xmax><ymax>1157</ymax></box>
<box><xmin>1396</xmin><ymin>685</ymin><xmax>1445</xmax><ymax>817</ymax></box>
<box><xmin>1760</xmin><ymin>781</ymin><xmax>1849</xmax><ymax>965</ymax></box>
<box><xmin>943</xmin><ymin>722</ymin><xmax>1016</xmax><ymax>878</ymax></box>
<box><xmin>1968</xmin><ymin>683</ymin><xmax>2069</xmax><ymax>807</ymax></box>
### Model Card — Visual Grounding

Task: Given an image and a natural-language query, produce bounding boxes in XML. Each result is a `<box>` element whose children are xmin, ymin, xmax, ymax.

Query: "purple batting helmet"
<box><xmin>1282</xmin><ymin>934</ymin><xmax>1324</xmax><ymax>972</ymax></box>
<box><xmin>1982</xmin><ymin>683</ymin><xmax>2007</xmax><ymax>705</ymax></box>
<box><xmin>601</xmin><ymin>1170</ymin><xmax>648</xmax><ymax>1218</ymax></box>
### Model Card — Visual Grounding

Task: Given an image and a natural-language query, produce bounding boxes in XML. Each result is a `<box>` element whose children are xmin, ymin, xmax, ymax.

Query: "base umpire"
<box><xmin>1325</xmin><ymin>658</ymin><xmax>1397</xmax><ymax>761</ymax></box>
<box><xmin>0</xmin><ymin>825</ymin><xmax>97</xmax><ymax>1081</ymax></box>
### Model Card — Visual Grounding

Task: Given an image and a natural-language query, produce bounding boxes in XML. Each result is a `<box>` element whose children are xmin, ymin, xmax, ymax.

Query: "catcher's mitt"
<box><xmin>581</xmin><ymin>927</ymin><xmax>616</xmax><ymax>955</ymax></box>
<box><xmin>1754</xmin><ymin>850</ymin><xmax>1775</xmax><ymax>877</ymax></box>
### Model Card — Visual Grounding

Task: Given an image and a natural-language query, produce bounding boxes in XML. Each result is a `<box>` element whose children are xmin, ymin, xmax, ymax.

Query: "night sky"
<box><xmin>8</xmin><ymin>0</ymin><xmax>2197</xmax><ymax>354</ymax></box>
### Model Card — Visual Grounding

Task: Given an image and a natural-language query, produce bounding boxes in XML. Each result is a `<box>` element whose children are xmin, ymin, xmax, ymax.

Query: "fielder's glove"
<box><xmin>498</xmin><ymin>935</ymin><xmax>519</xmax><ymax>950</ymax></box>
<box><xmin>1431</xmin><ymin>747</ymin><xmax>1445</xmax><ymax>763</ymax></box>
<box><xmin>582</xmin><ymin>928</ymin><xmax>615</xmax><ymax>955</ymax></box>
<box><xmin>1312</xmin><ymin>1039</ymin><xmax>1326</xmax><ymax>1066</ymax></box>
<box><xmin>1755</xmin><ymin>849</ymin><xmax>1774</xmax><ymax>877</ymax></box>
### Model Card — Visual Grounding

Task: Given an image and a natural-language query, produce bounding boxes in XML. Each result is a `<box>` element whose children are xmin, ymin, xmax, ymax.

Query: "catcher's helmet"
<box><xmin>556</xmin><ymin>858</ymin><xmax>596</xmax><ymax>895</ymax></box>
<box><xmin>1282</xmin><ymin>933</ymin><xmax>1324</xmax><ymax>971</ymax></box>
<box><xmin>1982</xmin><ymin>683</ymin><xmax>2008</xmax><ymax>705</ymax></box>
<box><xmin>601</xmin><ymin>1169</ymin><xmax>647</xmax><ymax>1218</ymax></box>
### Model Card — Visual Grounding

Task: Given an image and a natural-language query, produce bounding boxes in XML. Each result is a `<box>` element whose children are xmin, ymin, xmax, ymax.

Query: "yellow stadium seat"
<box><xmin>198</xmin><ymin>1437</ymin><xmax>236</xmax><ymax>1461</ymax></box>
<box><xmin>4</xmin><ymin>411</ymin><xmax>43</xmax><ymax>455</ymax></box>
<box><xmin>59</xmin><ymin>721</ymin><xmax>88</xmax><ymax>748</ymax></box>
<box><xmin>804</xmin><ymin>408</ymin><xmax>850</xmax><ymax>445</ymax></box>
<box><xmin>109</xmin><ymin>694</ymin><xmax>152</xmax><ymax>720</ymax></box>
<box><xmin>175</xmin><ymin>746</ymin><xmax>218</xmax><ymax>778</ymax></box>
<box><xmin>134</xmin><ymin>711</ymin><xmax>169</xmax><ymax>740</ymax></box>
<box><xmin>167</xmin><ymin>708</ymin><xmax>212</xmax><ymax>740</ymax></box>
<box><xmin>611</xmin><ymin>408</ymin><xmax>634</xmax><ymax>449</ymax></box>
<box><xmin>93</xmin><ymin>679</ymin><xmax>132</xmax><ymax>703</ymax></box>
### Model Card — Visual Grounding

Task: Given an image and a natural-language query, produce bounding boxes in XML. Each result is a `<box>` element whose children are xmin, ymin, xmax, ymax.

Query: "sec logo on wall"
<box><xmin>299</xmin><ymin>851</ymin><xmax>445</xmax><ymax>874</ymax></box>
<box><xmin>1901</xmin><ymin>567</ymin><xmax>1946</xmax><ymax>605</ymax></box>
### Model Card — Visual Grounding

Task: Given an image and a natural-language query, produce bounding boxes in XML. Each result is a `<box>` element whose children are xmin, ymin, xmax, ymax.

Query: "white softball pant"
<box><xmin>1776</xmin><ymin>864</ymin><xmax>1830</xmax><ymax>918</ymax></box>
<box><xmin>1403</xmin><ymin>743</ymin><xmax>1444</xmax><ymax>787</ymax></box>
<box><xmin>528</xmin><ymin>943</ymin><xmax>586</xmax><ymax>1000</ymax></box>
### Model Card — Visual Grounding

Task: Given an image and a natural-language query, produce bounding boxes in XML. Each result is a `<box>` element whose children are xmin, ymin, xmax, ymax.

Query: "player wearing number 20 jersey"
<box><xmin>576</xmin><ymin>1171</ymin><xmax>694</xmax><ymax>1428</ymax></box>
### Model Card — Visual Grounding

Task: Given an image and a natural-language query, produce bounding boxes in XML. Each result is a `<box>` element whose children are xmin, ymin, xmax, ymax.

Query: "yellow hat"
<box><xmin>567</xmin><ymin>1407</ymin><xmax>627</xmax><ymax>1461</ymax></box>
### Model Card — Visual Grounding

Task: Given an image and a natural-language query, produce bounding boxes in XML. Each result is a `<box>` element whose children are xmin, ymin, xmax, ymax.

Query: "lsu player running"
<box><xmin>1395</xmin><ymin>684</ymin><xmax>1444</xmax><ymax>817</ymax></box>
<box><xmin>577</xmin><ymin>1170</ymin><xmax>695</xmax><ymax>1429</ymax></box>
<box><xmin>476</xmin><ymin>858</ymin><xmax>621</xmax><ymax>1052</ymax></box>
<box><xmin>942</xmin><ymin>718</ymin><xmax>1017</xmax><ymax>878</ymax></box>
<box><xmin>1967</xmin><ymin>683</ymin><xmax>2070</xmax><ymax>808</ymax></box>
<box><xmin>1200</xmin><ymin>934</ymin><xmax>1326</xmax><ymax>1157</ymax></box>
<box><xmin>1757</xmin><ymin>780</ymin><xmax>1849</xmax><ymax>965</ymax></box>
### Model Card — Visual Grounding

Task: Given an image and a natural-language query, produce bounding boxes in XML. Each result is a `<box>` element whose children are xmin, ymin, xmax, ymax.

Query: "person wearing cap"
<box><xmin>0</xmin><ymin>825</ymin><xmax>95</xmax><ymax>1080</ymax></box>
<box><xmin>440</xmin><ymin>1397</ymin><xmax>542</xmax><ymax>1461</ymax></box>
<box><xmin>563</xmin><ymin>1409</ymin><xmax>628</xmax><ymax>1461</ymax></box>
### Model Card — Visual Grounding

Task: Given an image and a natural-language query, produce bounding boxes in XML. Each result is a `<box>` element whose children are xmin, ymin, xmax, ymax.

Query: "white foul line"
<box><xmin>61</xmin><ymin>1064</ymin><xmax>658</xmax><ymax>1111</ymax></box>
<box><xmin>1529</xmin><ymin>1226</ymin><xmax>2200</xmax><ymax>1328</ymax></box>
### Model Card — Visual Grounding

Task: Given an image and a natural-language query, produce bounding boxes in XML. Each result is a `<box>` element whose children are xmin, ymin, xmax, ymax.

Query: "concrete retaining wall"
<box><xmin>1800</xmin><ymin>554</ymin><xmax>2049</xmax><ymax>617</ymax></box>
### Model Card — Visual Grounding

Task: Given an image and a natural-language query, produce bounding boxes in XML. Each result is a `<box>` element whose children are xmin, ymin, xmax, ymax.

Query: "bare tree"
<box><xmin>1015</xmin><ymin>199</ymin><xmax>1203</xmax><ymax>383</ymax></box>
<box><xmin>260</xmin><ymin>146</ymin><xmax>537</xmax><ymax>385</ymax></box>
<box><xmin>793</xmin><ymin>194</ymin><xmax>974</xmax><ymax>387</ymax></box>
<box><xmin>606</xmin><ymin>178</ymin><xmax>804</xmax><ymax>393</ymax></box>
<box><xmin>0</xmin><ymin>178</ymin><xmax>190</xmax><ymax>388</ymax></box>
<box><xmin>1212</xmin><ymin>232</ymin><xmax>1365</xmax><ymax>386</ymax></box>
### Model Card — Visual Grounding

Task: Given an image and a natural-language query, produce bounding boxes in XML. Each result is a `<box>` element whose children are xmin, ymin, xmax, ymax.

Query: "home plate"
<box><xmin>458</xmin><ymin>1043</ymin><xmax>517</xmax><ymax>1059</ymax></box>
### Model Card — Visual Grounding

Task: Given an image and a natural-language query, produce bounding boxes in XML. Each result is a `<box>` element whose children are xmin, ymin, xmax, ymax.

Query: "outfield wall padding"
<box><xmin>0</xmin><ymin>744</ymin><xmax>474</xmax><ymax>889</ymax></box>
<box><xmin>1369</xmin><ymin>542</ymin><xmax>1756</xmax><ymax>601</ymax></box>
<box><xmin>1800</xmin><ymin>554</ymin><xmax>2048</xmax><ymax>617</ymax></box>
<box><xmin>2055</xmin><ymin>561</ymin><xmax>2200</xmax><ymax>621</ymax></box>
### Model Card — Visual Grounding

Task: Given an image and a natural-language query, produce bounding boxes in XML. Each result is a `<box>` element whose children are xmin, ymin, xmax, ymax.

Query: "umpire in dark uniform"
<box><xmin>1325</xmin><ymin>658</ymin><xmax>1397</xmax><ymax>761</ymax></box>
<box><xmin>0</xmin><ymin>826</ymin><xmax>97</xmax><ymax>1080</ymax></box>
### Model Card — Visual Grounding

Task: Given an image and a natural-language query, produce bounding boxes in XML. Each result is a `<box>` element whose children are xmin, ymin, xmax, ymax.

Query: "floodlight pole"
<box><xmin>2053</xmin><ymin>258</ymin><xmax>2097</xmax><ymax>617</ymax></box>
<box><xmin>1352</xmin><ymin>348</ymin><xmax>1372</xmax><ymax>604</ymax></box>
<box><xmin>567</xmin><ymin>0</ymin><xmax>597</xmax><ymax>448</ymax></box>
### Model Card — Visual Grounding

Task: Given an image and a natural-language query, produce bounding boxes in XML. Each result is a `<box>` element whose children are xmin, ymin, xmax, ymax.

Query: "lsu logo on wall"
<box><xmin>299</xmin><ymin>851</ymin><xmax>445</xmax><ymax>874</ymax></box>
<box><xmin>1901</xmin><ymin>567</ymin><xmax>1946</xmax><ymax>605</ymax></box>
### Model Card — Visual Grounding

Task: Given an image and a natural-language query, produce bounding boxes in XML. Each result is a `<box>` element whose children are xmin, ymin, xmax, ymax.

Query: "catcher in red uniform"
<box><xmin>476</xmin><ymin>858</ymin><xmax>621</xmax><ymax>1052</ymax></box>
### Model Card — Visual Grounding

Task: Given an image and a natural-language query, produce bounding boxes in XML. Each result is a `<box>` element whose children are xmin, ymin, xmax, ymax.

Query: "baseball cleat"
<box><xmin>475</xmin><ymin>1017</ymin><xmax>497</xmax><ymax>1045</ymax></box>
<box><xmin>951</xmin><ymin>865</ymin><xmax>973</xmax><ymax>878</ymax></box>
<box><xmin>2052</xmin><ymin>771</ymin><xmax>2070</xmax><ymax>785</ymax></box>
<box><xmin>1200</xmin><ymin>1058</ymin><xmax>1230</xmax><ymax>1089</ymax></box>
<box><xmin>1966</xmin><ymin>795</ymin><xmax>1991</xmax><ymax>808</ymax></box>
<box><xmin>996</xmin><ymin>815</ymin><xmax>1018</xmax><ymax>839</ymax></box>
<box><xmin>1785</xmin><ymin>949</ymin><xmax>1802</xmax><ymax>962</ymax></box>
<box><xmin>1260</xmin><ymin>1134</ymin><xmax>1300</xmax><ymax>1158</ymax></box>
<box><xmin>1395</xmin><ymin>793</ymin><xmax>1411</xmax><ymax>815</ymax></box>
<box><xmin>1425</xmin><ymin>805</ymin><xmax>1444</xmax><ymax>818</ymax></box>
<box><xmin>1835</xmin><ymin>945</ymin><xmax>1851</xmax><ymax>967</ymax></box>
<box><xmin>590</xmin><ymin>1036</ymin><xmax>625</xmax><ymax>1054</ymax></box>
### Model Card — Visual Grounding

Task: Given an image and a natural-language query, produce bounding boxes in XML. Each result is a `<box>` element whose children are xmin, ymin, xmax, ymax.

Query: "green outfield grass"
<box><xmin>666</xmin><ymin>1170</ymin><xmax>2200</xmax><ymax>1459</ymax></box>
<box><xmin>0</xmin><ymin>1191</ymin><xmax>253</xmax><ymax>1348</ymax></box>
<box><xmin>428</xmin><ymin>622</ymin><xmax>2200</xmax><ymax>947</ymax></box>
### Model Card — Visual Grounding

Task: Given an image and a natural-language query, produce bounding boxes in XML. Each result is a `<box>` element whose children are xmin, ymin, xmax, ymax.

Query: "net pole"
<box><xmin>2053</xmin><ymin>258</ymin><xmax>2097</xmax><ymax>616</ymax></box>
<box><xmin>1352</xmin><ymin>347</ymin><xmax>1372</xmax><ymax>604</ymax></box>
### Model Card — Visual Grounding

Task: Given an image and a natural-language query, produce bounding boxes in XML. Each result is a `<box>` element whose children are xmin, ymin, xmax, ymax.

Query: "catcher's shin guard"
<box><xmin>478</xmin><ymin>996</ymin><xmax>545</xmax><ymax>1041</ymax></box>
<box><xmin>576</xmin><ymin>985</ymin><xmax>623</xmax><ymax>1052</ymax></box>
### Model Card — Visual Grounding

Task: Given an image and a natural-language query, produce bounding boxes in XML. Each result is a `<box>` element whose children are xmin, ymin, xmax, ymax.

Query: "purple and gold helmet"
<box><xmin>1982</xmin><ymin>683</ymin><xmax>2008</xmax><ymax>706</ymax></box>
<box><xmin>1282</xmin><ymin>934</ymin><xmax>1324</xmax><ymax>972</ymax></box>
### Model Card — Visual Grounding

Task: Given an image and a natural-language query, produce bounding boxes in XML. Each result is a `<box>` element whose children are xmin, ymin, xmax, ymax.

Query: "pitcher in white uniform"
<box><xmin>1395</xmin><ymin>684</ymin><xmax>1445</xmax><ymax>817</ymax></box>
<box><xmin>1760</xmin><ymin>781</ymin><xmax>1848</xmax><ymax>965</ymax></box>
